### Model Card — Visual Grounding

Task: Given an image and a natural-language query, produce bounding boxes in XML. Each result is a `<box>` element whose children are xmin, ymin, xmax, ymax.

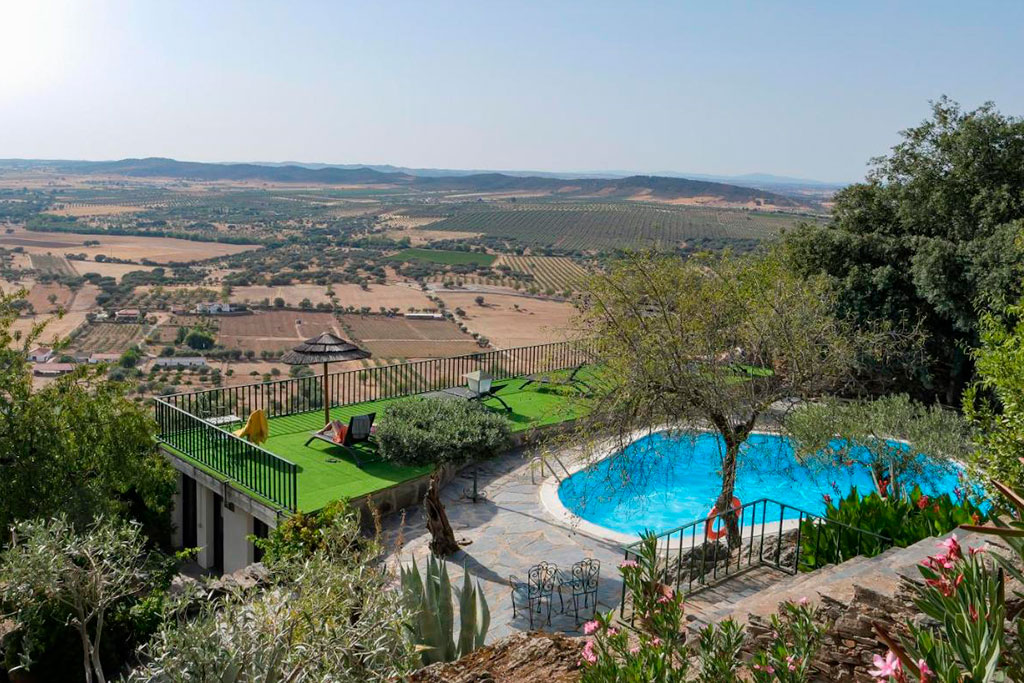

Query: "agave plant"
<box><xmin>399</xmin><ymin>554</ymin><xmax>490</xmax><ymax>666</ymax></box>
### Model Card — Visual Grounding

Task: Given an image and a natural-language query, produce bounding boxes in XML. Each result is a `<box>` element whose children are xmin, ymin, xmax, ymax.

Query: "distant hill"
<box><xmin>1</xmin><ymin>157</ymin><xmax>811</xmax><ymax>209</ymax></box>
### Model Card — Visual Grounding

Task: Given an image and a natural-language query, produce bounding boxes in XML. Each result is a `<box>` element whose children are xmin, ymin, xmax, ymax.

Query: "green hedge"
<box><xmin>375</xmin><ymin>398</ymin><xmax>512</xmax><ymax>466</ymax></box>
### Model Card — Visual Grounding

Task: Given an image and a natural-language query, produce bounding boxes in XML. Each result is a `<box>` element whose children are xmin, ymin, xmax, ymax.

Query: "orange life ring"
<box><xmin>705</xmin><ymin>497</ymin><xmax>742</xmax><ymax>540</ymax></box>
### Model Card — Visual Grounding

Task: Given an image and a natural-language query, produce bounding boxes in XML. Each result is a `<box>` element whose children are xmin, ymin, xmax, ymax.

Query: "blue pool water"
<box><xmin>557</xmin><ymin>431</ymin><xmax>968</xmax><ymax>537</ymax></box>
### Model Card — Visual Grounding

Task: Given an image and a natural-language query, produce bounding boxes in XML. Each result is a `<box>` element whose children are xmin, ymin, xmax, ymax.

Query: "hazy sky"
<box><xmin>1</xmin><ymin>1</ymin><xmax>1022</xmax><ymax>182</ymax></box>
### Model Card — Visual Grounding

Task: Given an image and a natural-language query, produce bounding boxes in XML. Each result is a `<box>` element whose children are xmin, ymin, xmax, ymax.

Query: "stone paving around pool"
<box><xmin>380</xmin><ymin>447</ymin><xmax>787</xmax><ymax>644</ymax></box>
<box><xmin>382</xmin><ymin>449</ymin><xmax>629</xmax><ymax>642</ymax></box>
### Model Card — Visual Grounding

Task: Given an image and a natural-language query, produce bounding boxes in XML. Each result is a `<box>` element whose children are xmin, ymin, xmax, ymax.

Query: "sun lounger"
<box><xmin>519</xmin><ymin>364</ymin><xmax>591</xmax><ymax>393</ymax></box>
<box><xmin>304</xmin><ymin>412</ymin><xmax>376</xmax><ymax>467</ymax></box>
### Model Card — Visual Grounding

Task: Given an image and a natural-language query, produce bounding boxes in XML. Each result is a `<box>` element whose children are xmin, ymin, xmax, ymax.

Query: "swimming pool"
<box><xmin>556</xmin><ymin>430</ymin><xmax>967</xmax><ymax>538</ymax></box>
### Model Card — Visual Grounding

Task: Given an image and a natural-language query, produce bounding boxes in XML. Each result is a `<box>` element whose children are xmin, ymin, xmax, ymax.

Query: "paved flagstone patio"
<box><xmin>382</xmin><ymin>449</ymin><xmax>629</xmax><ymax>642</ymax></box>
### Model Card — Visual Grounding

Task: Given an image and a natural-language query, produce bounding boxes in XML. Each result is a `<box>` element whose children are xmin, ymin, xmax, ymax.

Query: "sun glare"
<box><xmin>0</xmin><ymin>2</ymin><xmax>74</xmax><ymax>97</ymax></box>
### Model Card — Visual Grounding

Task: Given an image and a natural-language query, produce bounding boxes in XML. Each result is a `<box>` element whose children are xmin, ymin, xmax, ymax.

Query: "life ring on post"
<box><xmin>705</xmin><ymin>497</ymin><xmax>742</xmax><ymax>540</ymax></box>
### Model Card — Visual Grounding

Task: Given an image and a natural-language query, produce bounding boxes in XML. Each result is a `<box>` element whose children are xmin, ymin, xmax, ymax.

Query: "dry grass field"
<box><xmin>25</xmin><ymin>283</ymin><xmax>74</xmax><ymax>312</ymax></box>
<box><xmin>0</xmin><ymin>227</ymin><xmax>258</xmax><ymax>264</ymax></box>
<box><xmin>70</xmin><ymin>323</ymin><xmax>145</xmax><ymax>353</ymax></box>
<box><xmin>435</xmin><ymin>291</ymin><xmax>577</xmax><ymax>348</ymax></box>
<box><xmin>339</xmin><ymin>314</ymin><xmax>480</xmax><ymax>358</ymax></box>
<box><xmin>8</xmin><ymin>311</ymin><xmax>89</xmax><ymax>347</ymax></box>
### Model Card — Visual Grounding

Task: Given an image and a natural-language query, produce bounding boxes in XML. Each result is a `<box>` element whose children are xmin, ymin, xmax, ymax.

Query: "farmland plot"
<box><xmin>25</xmin><ymin>283</ymin><xmax>74</xmax><ymax>312</ymax></box>
<box><xmin>218</xmin><ymin>310</ymin><xmax>342</xmax><ymax>354</ymax></box>
<box><xmin>70</xmin><ymin>323</ymin><xmax>145</xmax><ymax>353</ymax></box>
<box><xmin>493</xmin><ymin>255</ymin><xmax>588</xmax><ymax>291</ymax></box>
<box><xmin>339</xmin><ymin>314</ymin><xmax>480</xmax><ymax>359</ymax></box>
<box><xmin>28</xmin><ymin>253</ymin><xmax>77</xmax><ymax>277</ymax></box>
<box><xmin>420</xmin><ymin>202</ymin><xmax>813</xmax><ymax>251</ymax></box>
<box><xmin>435</xmin><ymin>291</ymin><xmax>576</xmax><ymax>349</ymax></box>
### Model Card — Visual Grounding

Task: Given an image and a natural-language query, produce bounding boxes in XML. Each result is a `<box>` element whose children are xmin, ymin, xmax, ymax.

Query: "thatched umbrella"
<box><xmin>281</xmin><ymin>332</ymin><xmax>371</xmax><ymax>426</ymax></box>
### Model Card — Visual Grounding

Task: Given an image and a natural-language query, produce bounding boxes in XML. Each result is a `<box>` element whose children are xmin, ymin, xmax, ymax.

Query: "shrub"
<box><xmin>800</xmin><ymin>486</ymin><xmax>988</xmax><ymax>567</ymax></box>
<box><xmin>375</xmin><ymin>398</ymin><xmax>512</xmax><ymax>466</ymax></box>
<box><xmin>873</xmin><ymin>472</ymin><xmax>1024</xmax><ymax>680</ymax></box>
<box><xmin>581</xmin><ymin>532</ymin><xmax>827</xmax><ymax>682</ymax></box>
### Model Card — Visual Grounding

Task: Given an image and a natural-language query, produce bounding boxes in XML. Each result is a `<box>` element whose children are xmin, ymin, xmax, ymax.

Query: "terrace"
<box><xmin>155</xmin><ymin>341</ymin><xmax>594</xmax><ymax>513</ymax></box>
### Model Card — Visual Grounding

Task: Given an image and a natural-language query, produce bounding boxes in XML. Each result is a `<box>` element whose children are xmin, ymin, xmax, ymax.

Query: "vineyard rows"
<box><xmin>493</xmin><ymin>255</ymin><xmax>588</xmax><ymax>291</ymax></box>
<box><xmin>420</xmin><ymin>203</ymin><xmax>812</xmax><ymax>251</ymax></box>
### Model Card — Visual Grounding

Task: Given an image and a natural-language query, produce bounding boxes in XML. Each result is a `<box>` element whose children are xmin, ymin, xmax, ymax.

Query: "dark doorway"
<box><xmin>252</xmin><ymin>518</ymin><xmax>269</xmax><ymax>563</ymax></box>
<box><xmin>182</xmin><ymin>475</ymin><xmax>197</xmax><ymax>549</ymax></box>
<box><xmin>213</xmin><ymin>492</ymin><xmax>224</xmax><ymax>575</ymax></box>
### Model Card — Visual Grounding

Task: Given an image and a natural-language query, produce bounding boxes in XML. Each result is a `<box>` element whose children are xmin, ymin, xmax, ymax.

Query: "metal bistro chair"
<box><xmin>558</xmin><ymin>558</ymin><xmax>600</xmax><ymax>624</ymax></box>
<box><xmin>509</xmin><ymin>562</ymin><xmax>558</xmax><ymax>629</ymax></box>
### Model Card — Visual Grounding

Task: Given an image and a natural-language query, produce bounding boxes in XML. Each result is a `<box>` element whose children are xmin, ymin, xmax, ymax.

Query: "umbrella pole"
<box><xmin>323</xmin><ymin>361</ymin><xmax>330</xmax><ymax>426</ymax></box>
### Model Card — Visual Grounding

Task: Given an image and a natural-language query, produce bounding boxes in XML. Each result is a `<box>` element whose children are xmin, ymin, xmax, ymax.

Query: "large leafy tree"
<box><xmin>785</xmin><ymin>97</ymin><xmax>1024</xmax><ymax>403</ymax></box>
<box><xmin>0</xmin><ymin>290</ymin><xmax>175</xmax><ymax>538</ymax></box>
<box><xmin>576</xmin><ymin>249</ymin><xmax>880</xmax><ymax>545</ymax></box>
<box><xmin>963</xmin><ymin>294</ymin><xmax>1024</xmax><ymax>487</ymax></box>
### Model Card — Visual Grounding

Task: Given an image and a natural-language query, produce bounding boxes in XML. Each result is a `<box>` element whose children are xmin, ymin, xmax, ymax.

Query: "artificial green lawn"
<box><xmin>164</xmin><ymin>375</ymin><xmax>594</xmax><ymax>513</ymax></box>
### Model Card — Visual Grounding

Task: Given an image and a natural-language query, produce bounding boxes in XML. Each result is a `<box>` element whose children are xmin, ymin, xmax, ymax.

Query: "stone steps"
<box><xmin>691</xmin><ymin>528</ymin><xmax>991</xmax><ymax>628</ymax></box>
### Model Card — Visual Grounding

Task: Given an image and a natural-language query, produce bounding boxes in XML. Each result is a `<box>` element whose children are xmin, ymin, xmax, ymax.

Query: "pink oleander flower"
<box><xmin>918</xmin><ymin>659</ymin><xmax>933</xmax><ymax>680</ymax></box>
<box><xmin>917</xmin><ymin>495</ymin><xmax>930</xmax><ymax>510</ymax></box>
<box><xmin>969</xmin><ymin>545</ymin><xmax>986</xmax><ymax>556</ymax></box>
<box><xmin>629</xmin><ymin>646</ymin><xmax>640</xmax><ymax>655</ymax></box>
<box><xmin>798</xmin><ymin>596</ymin><xmax>809</xmax><ymax>605</ymax></box>
<box><xmin>581</xmin><ymin>640</ymin><xmax>598</xmax><ymax>664</ymax></box>
<box><xmin>651</xmin><ymin>637</ymin><xmax>662</xmax><ymax>647</ymax></box>
<box><xmin>608</xmin><ymin>628</ymin><xmax>619</xmax><ymax>637</ymax></box>
<box><xmin>939</xmin><ymin>536</ymin><xmax>962</xmax><ymax>560</ymax></box>
<box><xmin>786</xmin><ymin>654</ymin><xmax>799</xmax><ymax>671</ymax></box>
<box><xmin>583</xmin><ymin>620</ymin><xmax>599</xmax><ymax>635</ymax></box>
<box><xmin>619</xmin><ymin>560</ymin><xmax>638</xmax><ymax>569</ymax></box>
<box><xmin>869</xmin><ymin>651</ymin><xmax>901</xmax><ymax>679</ymax></box>
<box><xmin>922</xmin><ymin>553</ymin><xmax>955</xmax><ymax>571</ymax></box>
<box><xmin>822</xmin><ymin>493</ymin><xmax>833</xmax><ymax>505</ymax></box>
<box><xmin>969</xmin><ymin>603</ymin><xmax>979</xmax><ymax>622</ymax></box>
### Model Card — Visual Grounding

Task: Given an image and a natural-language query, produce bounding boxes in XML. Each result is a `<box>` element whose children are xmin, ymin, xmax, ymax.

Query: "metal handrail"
<box><xmin>158</xmin><ymin>339</ymin><xmax>597</xmax><ymax>424</ymax></box>
<box><xmin>155</xmin><ymin>399</ymin><xmax>299</xmax><ymax>512</ymax></box>
<box><xmin>155</xmin><ymin>339</ymin><xmax>596</xmax><ymax>514</ymax></box>
<box><xmin>618</xmin><ymin>497</ymin><xmax>893</xmax><ymax>618</ymax></box>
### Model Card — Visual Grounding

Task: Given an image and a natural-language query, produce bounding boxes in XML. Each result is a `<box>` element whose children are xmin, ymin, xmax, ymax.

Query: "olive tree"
<box><xmin>784</xmin><ymin>394</ymin><xmax>970</xmax><ymax>498</ymax></box>
<box><xmin>576</xmin><ymin>250</ymin><xmax>883</xmax><ymax>545</ymax></box>
<box><xmin>0</xmin><ymin>516</ymin><xmax>161</xmax><ymax>683</ymax></box>
<box><xmin>128</xmin><ymin>503</ymin><xmax>415</xmax><ymax>682</ymax></box>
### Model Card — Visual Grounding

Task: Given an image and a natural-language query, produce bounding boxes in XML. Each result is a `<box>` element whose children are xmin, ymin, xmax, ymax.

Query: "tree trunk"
<box><xmin>424</xmin><ymin>471</ymin><xmax>460</xmax><ymax>556</ymax></box>
<box><xmin>715</xmin><ymin>441</ymin><xmax>743</xmax><ymax>549</ymax></box>
<box><xmin>76</xmin><ymin>621</ymin><xmax>94</xmax><ymax>683</ymax></box>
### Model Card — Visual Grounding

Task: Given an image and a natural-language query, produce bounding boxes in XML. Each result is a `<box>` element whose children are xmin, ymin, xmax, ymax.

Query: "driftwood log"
<box><xmin>424</xmin><ymin>471</ymin><xmax>461</xmax><ymax>556</ymax></box>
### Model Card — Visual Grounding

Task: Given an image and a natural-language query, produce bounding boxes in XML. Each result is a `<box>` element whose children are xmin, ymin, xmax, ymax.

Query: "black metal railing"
<box><xmin>158</xmin><ymin>339</ymin><xmax>596</xmax><ymax>423</ymax></box>
<box><xmin>155</xmin><ymin>400</ymin><xmax>298</xmax><ymax>512</ymax></box>
<box><xmin>619</xmin><ymin>498</ymin><xmax>892</xmax><ymax>617</ymax></box>
<box><xmin>154</xmin><ymin>339</ymin><xmax>594</xmax><ymax>513</ymax></box>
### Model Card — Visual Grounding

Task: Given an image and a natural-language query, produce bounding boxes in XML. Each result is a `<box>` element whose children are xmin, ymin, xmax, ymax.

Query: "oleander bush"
<box><xmin>800</xmin><ymin>486</ymin><xmax>989</xmax><ymax>567</ymax></box>
<box><xmin>375</xmin><ymin>397</ymin><xmax>512</xmax><ymax>466</ymax></box>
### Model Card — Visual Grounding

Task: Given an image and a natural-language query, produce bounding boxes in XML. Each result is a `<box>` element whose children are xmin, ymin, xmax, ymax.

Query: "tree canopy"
<box><xmin>784</xmin><ymin>97</ymin><xmax>1024</xmax><ymax>403</ymax></box>
<box><xmin>0</xmin><ymin>291</ymin><xmax>175</xmax><ymax>539</ymax></box>
<box><xmin>576</xmin><ymin>249</ymin><xmax>883</xmax><ymax>544</ymax></box>
<box><xmin>784</xmin><ymin>394</ymin><xmax>970</xmax><ymax>498</ymax></box>
<box><xmin>963</xmin><ymin>293</ymin><xmax>1024</xmax><ymax>487</ymax></box>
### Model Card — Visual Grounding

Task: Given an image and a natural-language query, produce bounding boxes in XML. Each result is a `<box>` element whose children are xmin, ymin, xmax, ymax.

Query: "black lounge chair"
<box><xmin>304</xmin><ymin>412</ymin><xmax>376</xmax><ymax>467</ymax></box>
<box><xmin>519</xmin><ymin>363</ymin><xmax>591</xmax><ymax>393</ymax></box>
<box><xmin>425</xmin><ymin>384</ymin><xmax>513</xmax><ymax>411</ymax></box>
<box><xmin>424</xmin><ymin>372</ymin><xmax>513</xmax><ymax>411</ymax></box>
